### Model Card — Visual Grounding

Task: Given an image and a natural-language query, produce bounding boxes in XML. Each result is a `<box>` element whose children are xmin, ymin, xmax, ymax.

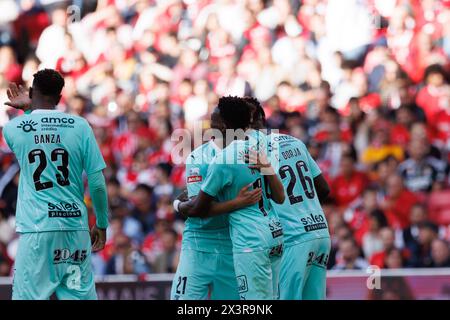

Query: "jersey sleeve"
<box><xmin>201</xmin><ymin>159</ymin><xmax>232</xmax><ymax>198</ymax></box>
<box><xmin>185</xmin><ymin>154</ymin><xmax>204</xmax><ymax>198</ymax></box>
<box><xmin>82</xmin><ymin>121</ymin><xmax>106</xmax><ymax>175</ymax></box>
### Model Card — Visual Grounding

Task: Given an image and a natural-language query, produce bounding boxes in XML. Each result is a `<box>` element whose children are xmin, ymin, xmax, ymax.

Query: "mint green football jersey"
<box><xmin>182</xmin><ymin>141</ymin><xmax>232</xmax><ymax>254</ymax></box>
<box><xmin>268</xmin><ymin>133</ymin><xmax>330</xmax><ymax>245</ymax></box>
<box><xmin>3</xmin><ymin>110</ymin><xmax>106</xmax><ymax>233</ymax></box>
<box><xmin>201</xmin><ymin>130</ymin><xmax>284</xmax><ymax>253</ymax></box>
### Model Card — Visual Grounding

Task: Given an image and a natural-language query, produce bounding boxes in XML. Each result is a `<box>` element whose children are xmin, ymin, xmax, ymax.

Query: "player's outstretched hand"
<box><xmin>245</xmin><ymin>149</ymin><xmax>275</xmax><ymax>175</ymax></box>
<box><xmin>237</xmin><ymin>183</ymin><xmax>262</xmax><ymax>207</ymax></box>
<box><xmin>4</xmin><ymin>83</ymin><xmax>32</xmax><ymax>111</ymax></box>
<box><xmin>90</xmin><ymin>225</ymin><xmax>107</xmax><ymax>252</ymax></box>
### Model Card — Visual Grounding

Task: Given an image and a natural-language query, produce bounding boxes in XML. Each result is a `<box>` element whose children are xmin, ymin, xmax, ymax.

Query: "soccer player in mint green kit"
<box><xmin>178</xmin><ymin>96</ymin><xmax>286</xmax><ymax>300</ymax></box>
<box><xmin>249</xmin><ymin>98</ymin><xmax>331</xmax><ymax>300</ymax></box>
<box><xmin>171</xmin><ymin>108</ymin><xmax>261</xmax><ymax>300</ymax></box>
<box><xmin>3</xmin><ymin>69</ymin><xmax>109</xmax><ymax>300</ymax></box>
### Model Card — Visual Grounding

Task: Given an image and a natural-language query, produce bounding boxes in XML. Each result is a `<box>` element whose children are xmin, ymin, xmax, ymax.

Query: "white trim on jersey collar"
<box><xmin>31</xmin><ymin>109</ymin><xmax>62</xmax><ymax>114</ymax></box>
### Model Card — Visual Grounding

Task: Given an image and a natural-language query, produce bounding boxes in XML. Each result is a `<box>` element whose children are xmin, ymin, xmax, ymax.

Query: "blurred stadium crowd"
<box><xmin>0</xmin><ymin>0</ymin><xmax>450</xmax><ymax>277</ymax></box>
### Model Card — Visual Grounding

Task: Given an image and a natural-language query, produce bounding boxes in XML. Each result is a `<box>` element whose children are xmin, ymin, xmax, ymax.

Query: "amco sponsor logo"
<box><xmin>41</xmin><ymin>117</ymin><xmax>75</xmax><ymax>124</ymax></box>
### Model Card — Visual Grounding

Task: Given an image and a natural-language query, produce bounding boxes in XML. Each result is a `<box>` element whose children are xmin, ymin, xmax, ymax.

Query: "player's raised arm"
<box><xmin>4</xmin><ymin>82</ymin><xmax>32</xmax><ymax>112</ymax></box>
<box><xmin>246</xmin><ymin>149</ymin><xmax>286</xmax><ymax>204</ymax></box>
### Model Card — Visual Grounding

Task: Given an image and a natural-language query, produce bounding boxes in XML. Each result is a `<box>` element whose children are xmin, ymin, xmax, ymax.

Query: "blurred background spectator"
<box><xmin>0</xmin><ymin>0</ymin><xmax>450</xmax><ymax>276</ymax></box>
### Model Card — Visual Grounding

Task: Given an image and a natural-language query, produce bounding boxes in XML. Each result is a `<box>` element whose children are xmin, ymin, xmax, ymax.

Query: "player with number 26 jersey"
<box><xmin>268</xmin><ymin>133</ymin><xmax>330</xmax><ymax>300</ymax></box>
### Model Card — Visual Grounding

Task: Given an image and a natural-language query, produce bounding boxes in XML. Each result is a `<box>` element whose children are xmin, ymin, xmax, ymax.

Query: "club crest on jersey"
<box><xmin>17</xmin><ymin>120</ymin><xmax>38</xmax><ymax>133</ymax></box>
<box><xmin>187</xmin><ymin>168</ymin><xmax>202</xmax><ymax>183</ymax></box>
<box><xmin>189</xmin><ymin>168</ymin><xmax>200</xmax><ymax>176</ymax></box>
<box><xmin>236</xmin><ymin>275</ymin><xmax>248</xmax><ymax>293</ymax></box>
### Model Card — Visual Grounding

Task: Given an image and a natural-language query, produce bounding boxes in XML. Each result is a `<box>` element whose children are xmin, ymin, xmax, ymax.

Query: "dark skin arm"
<box><xmin>246</xmin><ymin>149</ymin><xmax>286</xmax><ymax>204</ymax></box>
<box><xmin>261</xmin><ymin>172</ymin><xmax>285</xmax><ymax>204</ymax></box>
<box><xmin>4</xmin><ymin>83</ymin><xmax>32</xmax><ymax>111</ymax></box>
<box><xmin>177</xmin><ymin>184</ymin><xmax>262</xmax><ymax>218</ymax></box>
<box><xmin>313</xmin><ymin>174</ymin><xmax>330</xmax><ymax>203</ymax></box>
<box><xmin>90</xmin><ymin>225</ymin><xmax>107</xmax><ymax>252</ymax></box>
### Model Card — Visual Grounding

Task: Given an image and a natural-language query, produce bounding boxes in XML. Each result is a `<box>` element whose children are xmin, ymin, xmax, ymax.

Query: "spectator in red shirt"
<box><xmin>170</xmin><ymin>47</ymin><xmax>208</xmax><ymax>94</ymax></box>
<box><xmin>0</xmin><ymin>46</ymin><xmax>22</xmax><ymax>83</ymax></box>
<box><xmin>383</xmin><ymin>247</ymin><xmax>406</xmax><ymax>269</ymax></box>
<box><xmin>381</xmin><ymin>174</ymin><xmax>421</xmax><ymax>229</ymax></box>
<box><xmin>13</xmin><ymin>1</ymin><xmax>50</xmax><ymax>48</ymax></box>
<box><xmin>55</xmin><ymin>33</ymin><xmax>90</xmax><ymax>80</ymax></box>
<box><xmin>112</xmin><ymin>111</ymin><xmax>145</xmax><ymax>168</ymax></box>
<box><xmin>390</xmin><ymin>106</ymin><xmax>414</xmax><ymax>148</ymax></box>
<box><xmin>331</xmin><ymin>152</ymin><xmax>369</xmax><ymax>209</ymax></box>
<box><xmin>141</xmin><ymin>219</ymin><xmax>171</xmax><ymax>267</ymax></box>
<box><xmin>416</xmin><ymin>64</ymin><xmax>450</xmax><ymax>123</ymax></box>
<box><xmin>432</xmin><ymin>103</ymin><xmax>450</xmax><ymax>152</ymax></box>
<box><xmin>370</xmin><ymin>227</ymin><xmax>402</xmax><ymax>267</ymax></box>
<box><xmin>344</xmin><ymin>187</ymin><xmax>380</xmax><ymax>247</ymax></box>
<box><xmin>0</xmin><ymin>242</ymin><xmax>12</xmax><ymax>276</ymax></box>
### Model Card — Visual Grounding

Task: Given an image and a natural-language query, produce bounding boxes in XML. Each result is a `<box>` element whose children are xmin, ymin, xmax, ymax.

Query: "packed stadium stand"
<box><xmin>0</xmin><ymin>0</ymin><xmax>449</xmax><ymax>287</ymax></box>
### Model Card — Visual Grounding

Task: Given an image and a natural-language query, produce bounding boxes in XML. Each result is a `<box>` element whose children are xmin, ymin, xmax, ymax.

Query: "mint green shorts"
<box><xmin>12</xmin><ymin>231</ymin><xmax>97</xmax><ymax>300</ymax></box>
<box><xmin>170</xmin><ymin>249</ymin><xmax>239</xmax><ymax>300</ymax></box>
<box><xmin>233</xmin><ymin>244</ymin><xmax>283</xmax><ymax>300</ymax></box>
<box><xmin>279</xmin><ymin>237</ymin><xmax>331</xmax><ymax>300</ymax></box>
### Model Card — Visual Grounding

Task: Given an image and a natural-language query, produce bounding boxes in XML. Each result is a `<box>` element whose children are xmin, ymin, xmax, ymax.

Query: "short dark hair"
<box><xmin>418</xmin><ymin>221</ymin><xmax>439</xmax><ymax>234</ymax></box>
<box><xmin>341</xmin><ymin>237</ymin><xmax>358</xmax><ymax>248</ymax></box>
<box><xmin>157</xmin><ymin>162</ymin><xmax>172</xmax><ymax>177</ymax></box>
<box><xmin>244</xmin><ymin>96</ymin><xmax>266</xmax><ymax>127</ymax></box>
<box><xmin>364</xmin><ymin>185</ymin><xmax>379</xmax><ymax>195</ymax></box>
<box><xmin>218</xmin><ymin>96</ymin><xmax>252</xmax><ymax>130</ymax></box>
<box><xmin>33</xmin><ymin>69</ymin><xmax>65</xmax><ymax>98</ymax></box>
<box><xmin>342</xmin><ymin>149</ymin><xmax>357</xmax><ymax>162</ymax></box>
<box><xmin>370</xmin><ymin>209</ymin><xmax>388</xmax><ymax>228</ymax></box>
<box><xmin>107</xmin><ymin>177</ymin><xmax>121</xmax><ymax>187</ymax></box>
<box><xmin>424</xmin><ymin>63</ymin><xmax>448</xmax><ymax>83</ymax></box>
<box><xmin>135</xmin><ymin>183</ymin><xmax>153</xmax><ymax>195</ymax></box>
